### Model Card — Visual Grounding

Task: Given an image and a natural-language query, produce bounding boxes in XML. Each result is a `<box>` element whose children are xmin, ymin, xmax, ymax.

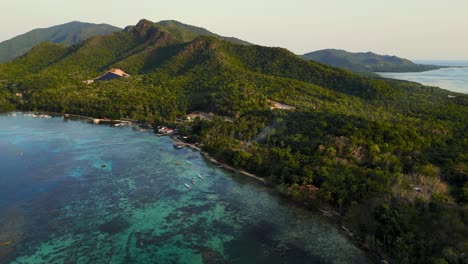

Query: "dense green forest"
<box><xmin>302</xmin><ymin>49</ymin><xmax>443</xmax><ymax>74</ymax></box>
<box><xmin>0</xmin><ymin>19</ymin><xmax>466</xmax><ymax>264</ymax></box>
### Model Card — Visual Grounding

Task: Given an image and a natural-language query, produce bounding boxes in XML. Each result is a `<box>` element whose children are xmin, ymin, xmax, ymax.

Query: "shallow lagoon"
<box><xmin>0</xmin><ymin>114</ymin><xmax>367</xmax><ymax>263</ymax></box>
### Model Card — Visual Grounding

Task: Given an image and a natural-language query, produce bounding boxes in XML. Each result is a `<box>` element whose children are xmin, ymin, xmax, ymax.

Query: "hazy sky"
<box><xmin>2</xmin><ymin>0</ymin><xmax>467</xmax><ymax>60</ymax></box>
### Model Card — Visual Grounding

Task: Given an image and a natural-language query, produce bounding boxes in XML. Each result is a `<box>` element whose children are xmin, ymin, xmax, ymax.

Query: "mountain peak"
<box><xmin>124</xmin><ymin>19</ymin><xmax>251</xmax><ymax>45</ymax></box>
<box><xmin>136</xmin><ymin>19</ymin><xmax>154</xmax><ymax>28</ymax></box>
<box><xmin>124</xmin><ymin>19</ymin><xmax>156</xmax><ymax>33</ymax></box>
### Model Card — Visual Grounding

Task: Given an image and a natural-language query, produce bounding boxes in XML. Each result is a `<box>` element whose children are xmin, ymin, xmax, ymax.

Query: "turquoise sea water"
<box><xmin>0</xmin><ymin>114</ymin><xmax>367</xmax><ymax>263</ymax></box>
<box><xmin>377</xmin><ymin>66</ymin><xmax>468</xmax><ymax>94</ymax></box>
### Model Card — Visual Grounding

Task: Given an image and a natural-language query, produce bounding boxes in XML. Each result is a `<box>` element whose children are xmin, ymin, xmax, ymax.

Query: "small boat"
<box><xmin>173</xmin><ymin>143</ymin><xmax>184</xmax><ymax>149</ymax></box>
<box><xmin>198</xmin><ymin>173</ymin><xmax>204</xmax><ymax>180</ymax></box>
<box><xmin>186</xmin><ymin>161</ymin><xmax>192</xmax><ymax>165</ymax></box>
<box><xmin>184</xmin><ymin>183</ymin><xmax>192</xmax><ymax>190</ymax></box>
<box><xmin>114</xmin><ymin>123</ymin><xmax>121</xmax><ymax>127</ymax></box>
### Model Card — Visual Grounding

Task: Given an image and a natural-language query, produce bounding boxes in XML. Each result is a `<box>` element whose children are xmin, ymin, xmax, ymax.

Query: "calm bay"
<box><xmin>377</xmin><ymin>63</ymin><xmax>468</xmax><ymax>94</ymax></box>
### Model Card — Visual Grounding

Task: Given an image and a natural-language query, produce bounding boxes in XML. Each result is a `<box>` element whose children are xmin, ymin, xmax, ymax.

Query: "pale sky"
<box><xmin>2</xmin><ymin>0</ymin><xmax>467</xmax><ymax>60</ymax></box>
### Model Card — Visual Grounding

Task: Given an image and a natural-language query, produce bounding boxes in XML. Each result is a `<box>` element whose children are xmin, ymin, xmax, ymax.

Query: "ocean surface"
<box><xmin>0</xmin><ymin>114</ymin><xmax>368</xmax><ymax>263</ymax></box>
<box><xmin>377</xmin><ymin>61</ymin><xmax>468</xmax><ymax>94</ymax></box>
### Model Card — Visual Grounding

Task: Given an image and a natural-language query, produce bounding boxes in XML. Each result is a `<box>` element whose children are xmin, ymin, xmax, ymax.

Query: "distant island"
<box><xmin>0</xmin><ymin>21</ymin><xmax>121</xmax><ymax>63</ymax></box>
<box><xmin>302</xmin><ymin>49</ymin><xmax>443</xmax><ymax>74</ymax></box>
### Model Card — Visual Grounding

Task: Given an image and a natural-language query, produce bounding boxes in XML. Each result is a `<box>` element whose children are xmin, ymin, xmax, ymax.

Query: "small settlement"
<box><xmin>157</xmin><ymin>126</ymin><xmax>175</xmax><ymax>136</ymax></box>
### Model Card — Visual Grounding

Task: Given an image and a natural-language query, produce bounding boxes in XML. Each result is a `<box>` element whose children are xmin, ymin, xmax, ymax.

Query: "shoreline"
<box><xmin>15</xmin><ymin>111</ymin><xmax>140</xmax><ymax>125</ymax></box>
<box><xmin>169</xmin><ymin>136</ymin><xmax>382</xmax><ymax>262</ymax></box>
<box><xmin>169</xmin><ymin>136</ymin><xmax>266</xmax><ymax>184</ymax></box>
<box><xmin>200</xmin><ymin>151</ymin><xmax>266</xmax><ymax>183</ymax></box>
<box><xmin>8</xmin><ymin>110</ymin><xmax>382</xmax><ymax>262</ymax></box>
<box><xmin>16</xmin><ymin>110</ymin><xmax>265</xmax><ymax>185</ymax></box>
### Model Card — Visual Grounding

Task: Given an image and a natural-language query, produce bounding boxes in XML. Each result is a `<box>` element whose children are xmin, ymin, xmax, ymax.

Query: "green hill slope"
<box><xmin>0</xmin><ymin>21</ymin><xmax>121</xmax><ymax>62</ymax></box>
<box><xmin>2</xmin><ymin>19</ymin><xmax>392</xmax><ymax>100</ymax></box>
<box><xmin>302</xmin><ymin>49</ymin><xmax>441</xmax><ymax>73</ymax></box>
<box><xmin>0</xmin><ymin>19</ymin><xmax>466</xmax><ymax>264</ymax></box>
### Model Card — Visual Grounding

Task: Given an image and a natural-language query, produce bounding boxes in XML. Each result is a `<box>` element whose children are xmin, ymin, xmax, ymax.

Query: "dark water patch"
<box><xmin>178</xmin><ymin>203</ymin><xmax>215</xmax><ymax>214</ymax></box>
<box><xmin>210</xmin><ymin>219</ymin><xmax>236</xmax><ymax>234</ymax></box>
<box><xmin>164</xmin><ymin>211</ymin><xmax>183</xmax><ymax>222</ymax></box>
<box><xmin>245</xmin><ymin>220</ymin><xmax>276</xmax><ymax>242</ymax></box>
<box><xmin>143</xmin><ymin>232</ymin><xmax>174</xmax><ymax>247</ymax></box>
<box><xmin>129</xmin><ymin>192</ymin><xmax>161</xmax><ymax>208</ymax></box>
<box><xmin>225</xmin><ymin>221</ymin><xmax>324</xmax><ymax>264</ymax></box>
<box><xmin>99</xmin><ymin>217</ymin><xmax>130</xmax><ymax>235</ymax></box>
<box><xmin>192</xmin><ymin>246</ymin><xmax>227</xmax><ymax>264</ymax></box>
<box><xmin>161</xmin><ymin>188</ymin><xmax>183</xmax><ymax>198</ymax></box>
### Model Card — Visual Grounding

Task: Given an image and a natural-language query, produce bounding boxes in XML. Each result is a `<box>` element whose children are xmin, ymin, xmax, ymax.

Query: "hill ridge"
<box><xmin>302</xmin><ymin>48</ymin><xmax>441</xmax><ymax>73</ymax></box>
<box><xmin>0</xmin><ymin>21</ymin><xmax>122</xmax><ymax>62</ymax></box>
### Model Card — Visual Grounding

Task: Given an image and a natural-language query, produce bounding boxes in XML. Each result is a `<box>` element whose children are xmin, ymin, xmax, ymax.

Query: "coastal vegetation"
<box><xmin>0</xmin><ymin>19</ymin><xmax>467</xmax><ymax>263</ymax></box>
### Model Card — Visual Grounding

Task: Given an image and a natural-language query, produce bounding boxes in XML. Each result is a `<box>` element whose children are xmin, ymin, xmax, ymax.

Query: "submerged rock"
<box><xmin>98</xmin><ymin>217</ymin><xmax>130</xmax><ymax>235</ymax></box>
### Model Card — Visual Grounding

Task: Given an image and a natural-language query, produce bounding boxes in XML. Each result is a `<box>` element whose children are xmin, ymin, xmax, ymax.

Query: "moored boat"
<box><xmin>174</xmin><ymin>143</ymin><xmax>184</xmax><ymax>149</ymax></box>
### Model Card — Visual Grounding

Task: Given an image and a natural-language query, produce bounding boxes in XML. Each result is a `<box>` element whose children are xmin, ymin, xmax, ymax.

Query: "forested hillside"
<box><xmin>0</xmin><ymin>19</ymin><xmax>466</xmax><ymax>264</ymax></box>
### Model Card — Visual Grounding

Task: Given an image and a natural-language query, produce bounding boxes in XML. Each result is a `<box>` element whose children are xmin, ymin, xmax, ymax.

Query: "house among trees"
<box><xmin>84</xmin><ymin>69</ymin><xmax>130</xmax><ymax>83</ymax></box>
